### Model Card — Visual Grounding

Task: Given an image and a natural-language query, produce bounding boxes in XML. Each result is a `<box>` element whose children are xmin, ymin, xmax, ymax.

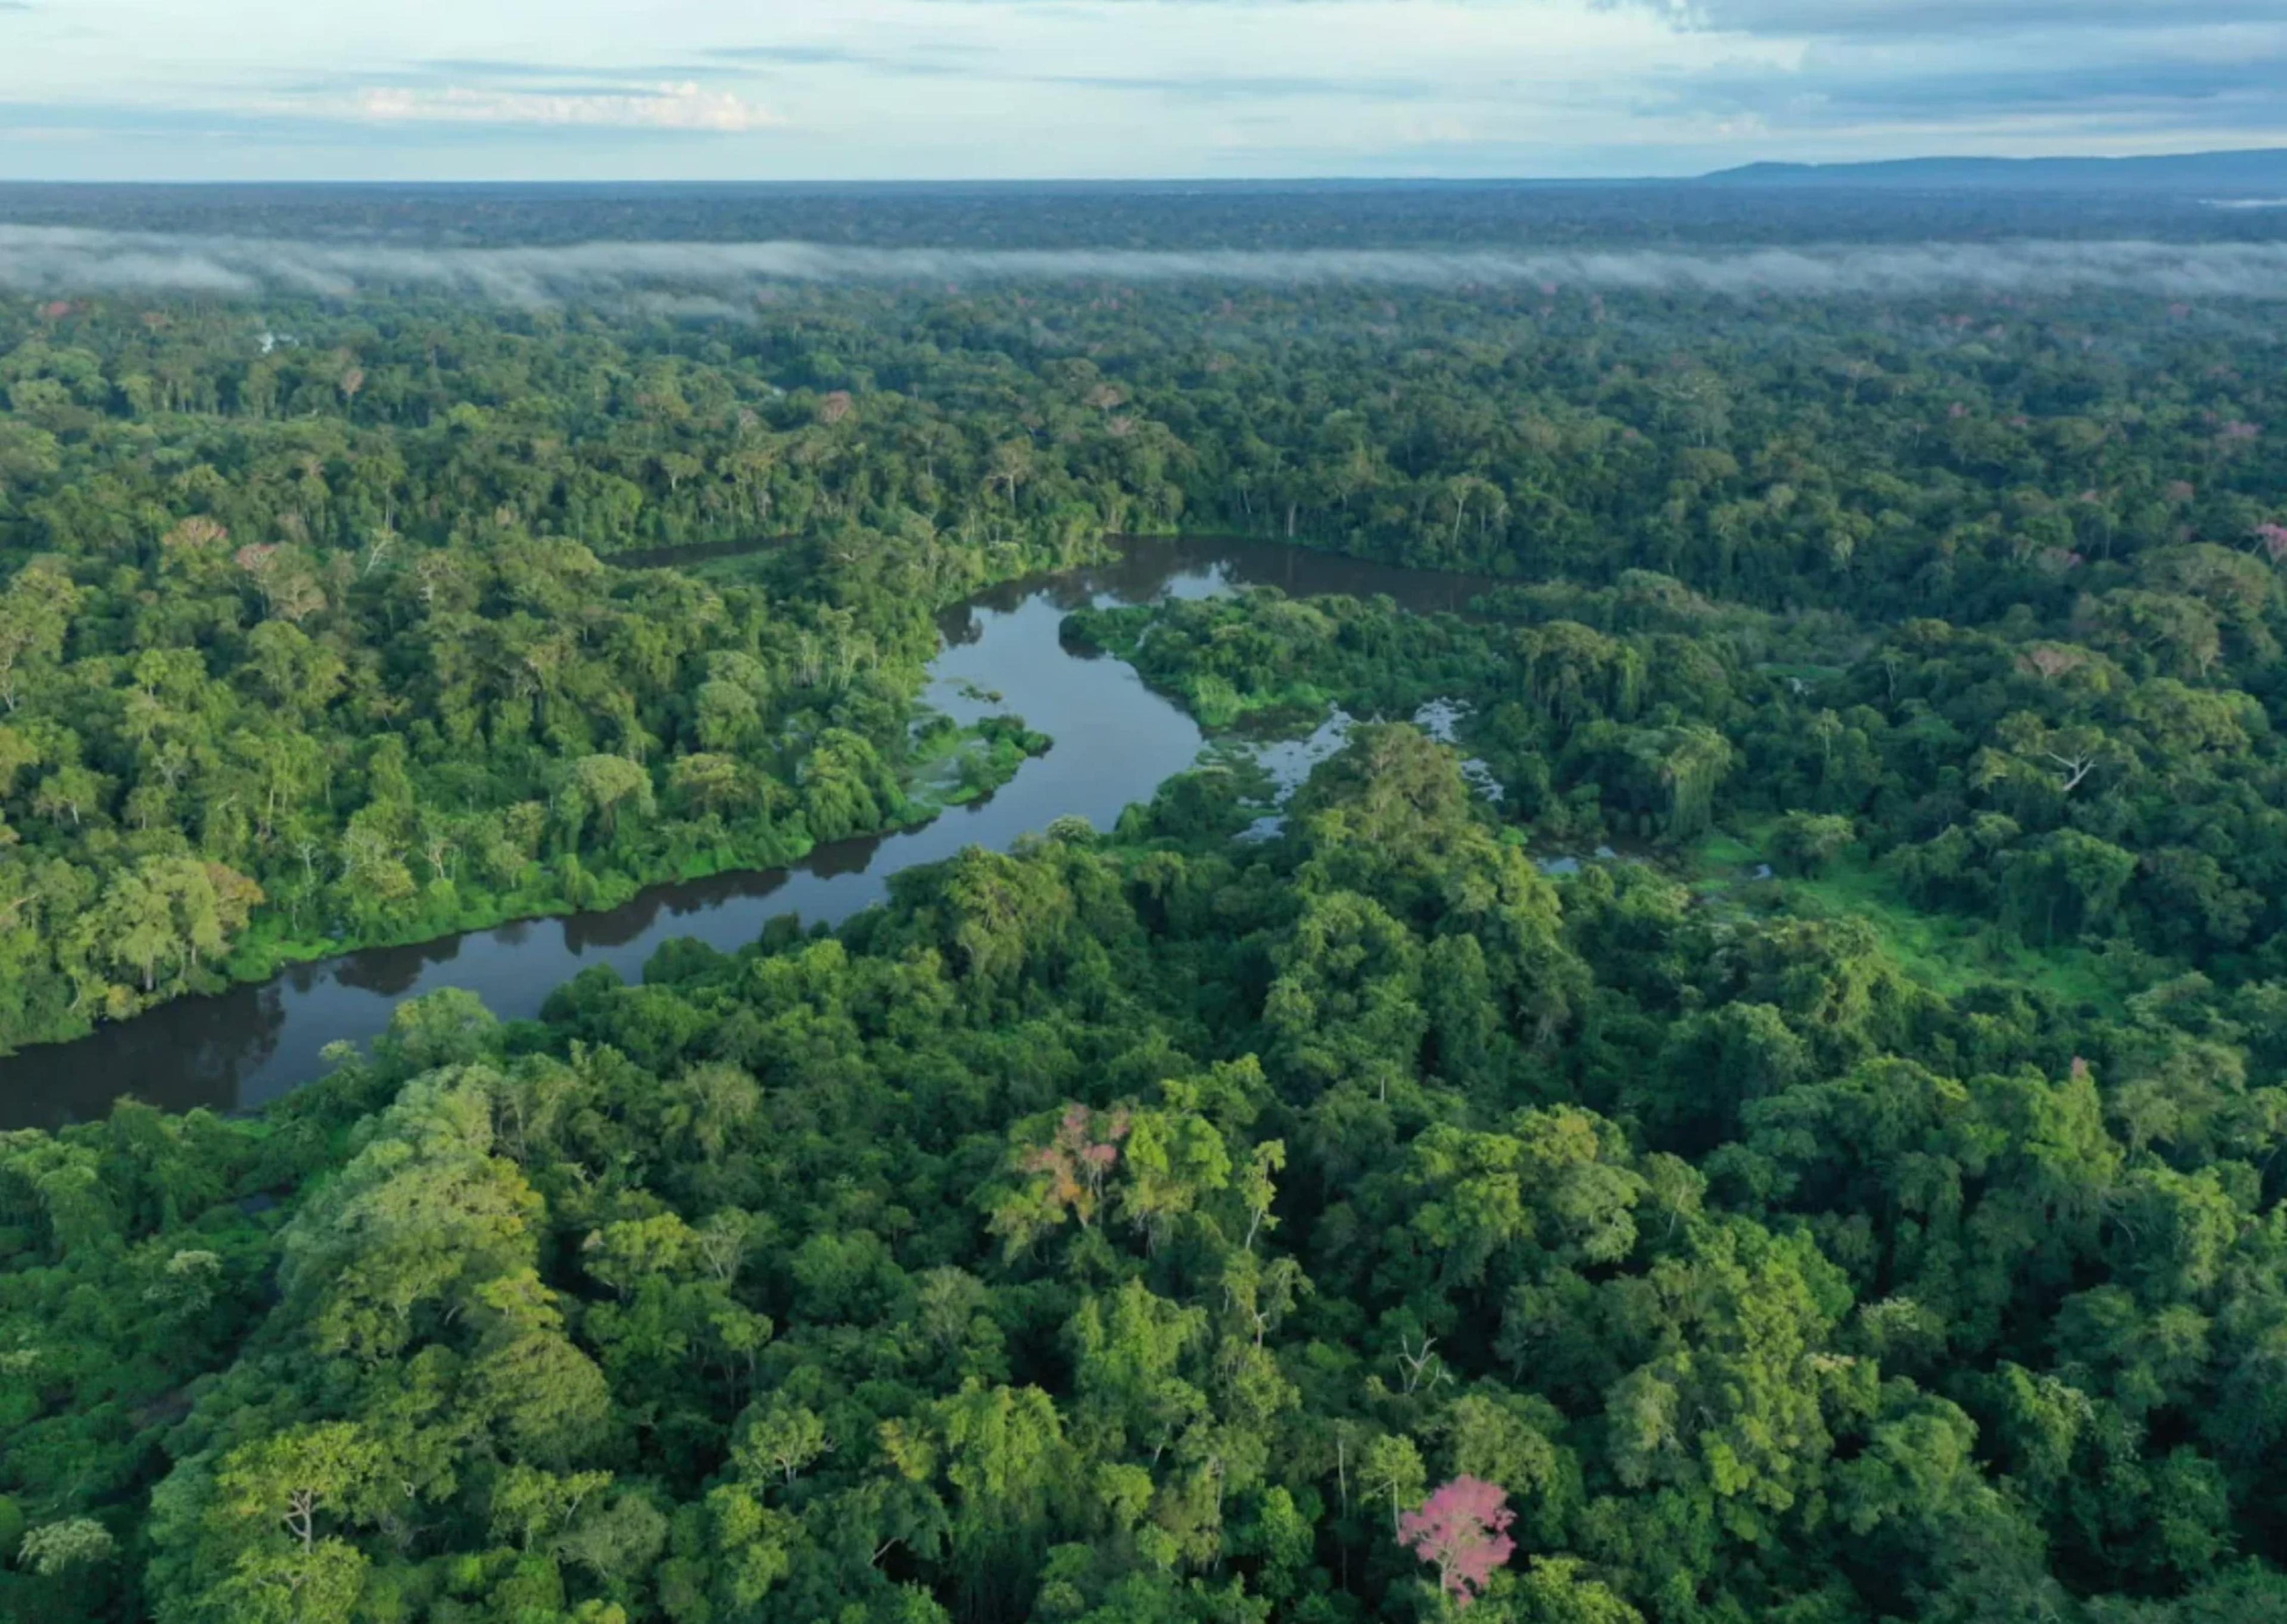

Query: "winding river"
<box><xmin>0</xmin><ymin>537</ymin><xmax>1506</xmax><ymax>1130</ymax></box>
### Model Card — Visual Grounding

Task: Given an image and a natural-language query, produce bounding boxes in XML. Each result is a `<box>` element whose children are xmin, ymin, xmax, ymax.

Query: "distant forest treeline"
<box><xmin>8</xmin><ymin>177</ymin><xmax>2287</xmax><ymax>245</ymax></box>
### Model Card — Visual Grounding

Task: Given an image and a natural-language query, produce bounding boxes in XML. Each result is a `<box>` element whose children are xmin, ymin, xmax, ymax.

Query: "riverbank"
<box><xmin>0</xmin><ymin>710</ymin><xmax>1051</xmax><ymax>1067</ymax></box>
<box><xmin>213</xmin><ymin>711</ymin><xmax>1052</xmax><ymax>998</ymax></box>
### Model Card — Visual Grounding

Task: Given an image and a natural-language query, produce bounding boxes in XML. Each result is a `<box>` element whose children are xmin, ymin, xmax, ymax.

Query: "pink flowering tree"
<box><xmin>1400</xmin><ymin>1476</ymin><xmax>1516</xmax><ymax>1609</ymax></box>
<box><xmin>2217</xmin><ymin>420</ymin><xmax>2262</xmax><ymax>456</ymax></box>
<box><xmin>2254</xmin><ymin>521</ymin><xmax>2287</xmax><ymax>565</ymax></box>
<box><xmin>986</xmin><ymin>1102</ymin><xmax>1131</xmax><ymax>1255</ymax></box>
<box><xmin>1026</xmin><ymin>1102</ymin><xmax>1130</xmax><ymax>1223</ymax></box>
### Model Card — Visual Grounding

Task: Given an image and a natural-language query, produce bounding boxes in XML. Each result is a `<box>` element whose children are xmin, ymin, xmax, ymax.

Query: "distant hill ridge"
<box><xmin>1697</xmin><ymin>148</ymin><xmax>2287</xmax><ymax>193</ymax></box>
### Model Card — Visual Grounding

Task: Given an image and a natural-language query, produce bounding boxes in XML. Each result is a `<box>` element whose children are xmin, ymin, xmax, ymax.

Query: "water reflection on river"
<box><xmin>0</xmin><ymin>537</ymin><xmax>1511</xmax><ymax>1129</ymax></box>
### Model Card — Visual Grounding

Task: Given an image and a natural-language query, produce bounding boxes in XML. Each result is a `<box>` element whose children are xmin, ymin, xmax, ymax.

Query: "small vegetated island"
<box><xmin>5</xmin><ymin>183</ymin><xmax>2287</xmax><ymax>1623</ymax></box>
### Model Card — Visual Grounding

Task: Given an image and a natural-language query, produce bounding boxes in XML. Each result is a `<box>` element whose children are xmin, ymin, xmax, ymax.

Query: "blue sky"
<box><xmin>2</xmin><ymin>0</ymin><xmax>2283</xmax><ymax>181</ymax></box>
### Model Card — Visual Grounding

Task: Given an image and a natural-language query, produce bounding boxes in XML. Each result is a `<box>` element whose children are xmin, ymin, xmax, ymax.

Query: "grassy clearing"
<box><xmin>1786</xmin><ymin>855</ymin><xmax>2120</xmax><ymax>1010</ymax></box>
<box><xmin>1682</xmin><ymin>819</ymin><xmax>2125</xmax><ymax>1013</ymax></box>
<box><xmin>1694</xmin><ymin>829</ymin><xmax>1762</xmax><ymax>869</ymax></box>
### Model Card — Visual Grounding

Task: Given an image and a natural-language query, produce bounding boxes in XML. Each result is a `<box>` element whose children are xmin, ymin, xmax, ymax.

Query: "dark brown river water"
<box><xmin>0</xmin><ymin>537</ymin><xmax>1504</xmax><ymax>1129</ymax></box>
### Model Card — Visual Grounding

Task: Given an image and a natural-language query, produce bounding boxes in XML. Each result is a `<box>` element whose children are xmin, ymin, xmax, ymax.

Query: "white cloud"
<box><xmin>351</xmin><ymin>82</ymin><xmax>778</xmax><ymax>132</ymax></box>
<box><xmin>0</xmin><ymin>0</ymin><xmax>2279</xmax><ymax>178</ymax></box>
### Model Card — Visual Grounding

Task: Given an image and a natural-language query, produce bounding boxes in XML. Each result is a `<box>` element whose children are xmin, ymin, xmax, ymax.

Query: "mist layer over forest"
<box><xmin>11</xmin><ymin>225</ymin><xmax>2287</xmax><ymax>304</ymax></box>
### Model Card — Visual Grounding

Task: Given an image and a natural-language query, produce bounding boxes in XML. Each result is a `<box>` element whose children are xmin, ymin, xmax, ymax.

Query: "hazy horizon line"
<box><xmin>2</xmin><ymin>143</ymin><xmax>2286</xmax><ymax>192</ymax></box>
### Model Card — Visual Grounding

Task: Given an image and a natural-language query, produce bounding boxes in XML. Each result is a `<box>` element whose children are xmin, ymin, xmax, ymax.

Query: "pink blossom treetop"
<box><xmin>1018</xmin><ymin>1103</ymin><xmax>1131</xmax><ymax>1229</ymax></box>
<box><xmin>2255</xmin><ymin>522</ymin><xmax>2287</xmax><ymax>565</ymax></box>
<box><xmin>1399</xmin><ymin>1476</ymin><xmax>1517</xmax><ymax>1609</ymax></box>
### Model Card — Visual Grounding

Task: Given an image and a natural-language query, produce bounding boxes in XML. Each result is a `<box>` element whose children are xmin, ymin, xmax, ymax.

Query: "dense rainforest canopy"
<box><xmin>12</xmin><ymin>732</ymin><xmax>2287</xmax><ymax>1624</ymax></box>
<box><xmin>5</xmin><ymin>186</ymin><xmax>2287</xmax><ymax>1623</ymax></box>
<box><xmin>2</xmin><ymin>256</ymin><xmax>2285</xmax><ymax>1047</ymax></box>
